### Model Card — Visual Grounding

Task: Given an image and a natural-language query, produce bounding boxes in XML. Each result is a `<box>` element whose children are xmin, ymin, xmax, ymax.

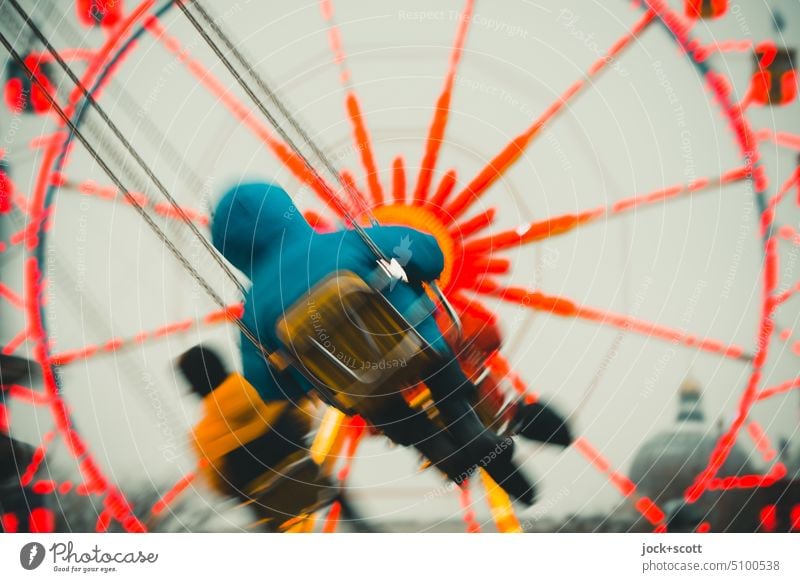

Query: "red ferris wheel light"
<box><xmin>76</xmin><ymin>0</ymin><xmax>124</xmax><ymax>29</ymax></box>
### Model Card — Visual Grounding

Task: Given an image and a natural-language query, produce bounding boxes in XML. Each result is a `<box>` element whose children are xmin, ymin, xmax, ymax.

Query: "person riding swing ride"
<box><xmin>193</xmin><ymin>181</ymin><xmax>535</xmax><ymax>505</ymax></box>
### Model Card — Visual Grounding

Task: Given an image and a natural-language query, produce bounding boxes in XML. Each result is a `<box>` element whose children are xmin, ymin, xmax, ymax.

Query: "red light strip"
<box><xmin>777</xmin><ymin>225</ymin><xmax>799</xmax><ymax>246</ymax></box>
<box><xmin>33</xmin><ymin>48</ymin><xmax>96</xmax><ymax>64</ymax></box>
<box><xmin>450</xmin><ymin>207</ymin><xmax>496</xmax><ymax>240</ymax></box>
<box><xmin>151</xmin><ymin>465</ymin><xmax>202</xmax><ymax>516</ymax></box>
<box><xmin>693</xmin><ymin>39</ymin><xmax>755</xmax><ymax>62</ymax></box>
<box><xmin>27</xmin><ymin>131</ymin><xmax>69</xmax><ymax>151</ymax></box>
<box><xmin>430</xmin><ymin>169</ymin><xmax>458</xmax><ymax>208</ymax></box>
<box><xmin>463</xmin><ymin>255</ymin><xmax>510</xmax><ymax>276</ymax></box>
<box><xmin>6</xmin><ymin>384</ymin><xmax>51</xmax><ymax>406</ymax></box>
<box><xmin>706</xmin><ymin>463</ymin><xmax>787</xmax><ymax>492</ymax></box>
<box><xmin>761</xmin><ymin>169</ymin><xmax>799</xmax><ymax>237</ymax></box>
<box><xmin>482</xmin><ymin>282</ymin><xmax>747</xmax><ymax>360</ymax></box>
<box><xmin>102</xmin><ymin>489</ymin><xmax>146</xmax><ymax>532</ymax></box>
<box><xmin>746</xmin><ymin>421</ymin><xmax>776</xmax><ymax>462</ymax></box>
<box><xmin>791</xmin><ymin>505</ymin><xmax>800</xmax><ymax>531</ymax></box>
<box><xmin>772</xmin><ymin>282</ymin><xmax>800</xmax><ymax>307</ymax></box>
<box><xmin>6</xmin><ymin>208</ymin><xmax>50</xmax><ymax>250</ymax></box>
<box><xmin>759</xmin><ymin>504</ymin><xmax>778</xmax><ymax>532</ymax></box>
<box><xmin>336</xmin><ymin>416</ymin><xmax>366</xmax><ymax>483</ymax></box>
<box><xmin>459</xmin><ymin>479</ymin><xmax>481</xmax><ymax>533</ymax></box>
<box><xmin>463</xmin><ymin>167</ymin><xmax>748</xmax><ymax>254</ymax></box>
<box><xmin>144</xmin><ymin>17</ymin><xmax>344</xmax><ymax>218</ymax></box>
<box><xmin>322</xmin><ymin>500</ymin><xmax>342</xmax><ymax>533</ymax></box>
<box><xmin>56</xmin><ymin>176</ymin><xmax>209</xmax><ymax>225</ymax></box>
<box><xmin>0</xmin><ymin>282</ymin><xmax>25</xmax><ymax>310</ymax></box>
<box><xmin>757</xmin><ymin>377</ymin><xmax>800</xmax><ymax>401</ymax></box>
<box><xmin>486</xmin><ymin>352</ymin><xmax>537</xmax><ymax>403</ymax></box>
<box><xmin>755</xmin><ymin>128</ymin><xmax>800</xmax><ymax>151</ymax></box>
<box><xmin>1</xmin><ymin>513</ymin><xmax>19</xmax><ymax>533</ymax></box>
<box><xmin>28</xmin><ymin>507</ymin><xmax>55</xmax><ymax>533</ymax></box>
<box><xmin>412</xmin><ymin>0</ymin><xmax>474</xmax><ymax>204</ymax></box>
<box><xmin>574</xmin><ymin>437</ymin><xmax>665</xmax><ymax>526</ymax></box>
<box><xmin>319</xmin><ymin>0</ymin><xmax>392</xmax><ymax>206</ymax></box>
<box><xmin>392</xmin><ymin>156</ymin><xmax>406</xmax><ymax>204</ymax></box>
<box><xmin>50</xmin><ymin>304</ymin><xmax>243</xmax><ymax>366</ymax></box>
<box><xmin>684</xmin><ymin>171</ymin><xmax>800</xmax><ymax>501</ymax></box>
<box><xmin>10</xmin><ymin>188</ymin><xmax>31</xmax><ymax>216</ymax></box>
<box><xmin>19</xmin><ymin>431</ymin><xmax>56</xmax><ymax>486</ymax></box>
<box><xmin>304</xmin><ymin>209</ymin><xmax>335</xmax><ymax>232</ymax></box>
<box><xmin>344</xmin><ymin>95</ymin><xmax>383</xmax><ymax>206</ymax></box>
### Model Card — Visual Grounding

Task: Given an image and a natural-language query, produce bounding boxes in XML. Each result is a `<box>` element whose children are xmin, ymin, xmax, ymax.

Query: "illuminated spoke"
<box><xmin>151</xmin><ymin>464</ymin><xmax>203</xmax><ymax>517</ymax></box>
<box><xmin>413</xmin><ymin>0</ymin><xmax>475</xmax><ymax>203</ymax></box>
<box><xmin>0</xmin><ymin>282</ymin><xmax>25</xmax><ymax>310</ymax></box>
<box><xmin>50</xmin><ymin>304</ymin><xmax>243</xmax><ymax>366</ymax></box>
<box><xmin>463</xmin><ymin>167</ymin><xmax>749</xmax><ymax>254</ymax></box>
<box><xmin>58</xmin><ymin>177</ymin><xmax>209</xmax><ymax>225</ymax></box>
<box><xmin>145</xmin><ymin>18</ymin><xmax>344</xmax><ymax>218</ymax></box>
<box><xmin>319</xmin><ymin>0</ymin><xmax>385</xmax><ymax>206</ymax></box>
<box><xmin>392</xmin><ymin>156</ymin><xmax>406</xmax><ymax>203</ymax></box>
<box><xmin>747</xmin><ymin>422</ymin><xmax>777</xmax><ymax>462</ymax></box>
<box><xmin>574</xmin><ymin>437</ymin><xmax>665</xmax><ymax>527</ymax></box>
<box><xmin>755</xmin><ymin>128</ymin><xmax>800</xmax><ymax>151</ymax></box>
<box><xmin>445</xmin><ymin>10</ymin><xmax>655</xmax><ymax>220</ymax></box>
<box><xmin>478</xmin><ymin>282</ymin><xmax>748</xmax><ymax>361</ymax></box>
<box><xmin>430</xmin><ymin>169</ymin><xmax>458</xmax><ymax>208</ymax></box>
<box><xmin>757</xmin><ymin>377</ymin><xmax>800</xmax><ymax>402</ymax></box>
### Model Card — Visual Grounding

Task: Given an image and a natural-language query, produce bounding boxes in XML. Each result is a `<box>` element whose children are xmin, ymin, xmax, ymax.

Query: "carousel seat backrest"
<box><xmin>275</xmin><ymin>270</ymin><xmax>438</xmax><ymax>414</ymax></box>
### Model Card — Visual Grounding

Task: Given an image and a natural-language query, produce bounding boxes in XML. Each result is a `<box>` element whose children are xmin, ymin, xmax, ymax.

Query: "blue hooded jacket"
<box><xmin>211</xmin><ymin>182</ymin><xmax>451</xmax><ymax>401</ymax></box>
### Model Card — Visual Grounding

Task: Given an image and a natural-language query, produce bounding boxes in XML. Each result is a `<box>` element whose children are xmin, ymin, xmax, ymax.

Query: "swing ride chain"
<box><xmin>0</xmin><ymin>20</ymin><xmax>273</xmax><ymax>361</ymax></box>
<box><xmin>175</xmin><ymin>0</ymin><xmax>392</xmax><ymax>264</ymax></box>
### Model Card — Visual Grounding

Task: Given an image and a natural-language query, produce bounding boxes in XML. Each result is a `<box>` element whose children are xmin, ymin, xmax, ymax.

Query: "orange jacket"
<box><xmin>192</xmin><ymin>373</ymin><xmax>286</xmax><ymax>489</ymax></box>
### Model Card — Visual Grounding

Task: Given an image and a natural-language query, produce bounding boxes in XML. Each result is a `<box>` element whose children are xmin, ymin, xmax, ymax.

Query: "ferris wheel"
<box><xmin>0</xmin><ymin>0</ymin><xmax>798</xmax><ymax>533</ymax></box>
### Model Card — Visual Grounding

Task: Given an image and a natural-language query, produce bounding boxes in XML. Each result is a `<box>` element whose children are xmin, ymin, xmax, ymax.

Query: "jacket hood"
<box><xmin>211</xmin><ymin>182</ymin><xmax>312</xmax><ymax>277</ymax></box>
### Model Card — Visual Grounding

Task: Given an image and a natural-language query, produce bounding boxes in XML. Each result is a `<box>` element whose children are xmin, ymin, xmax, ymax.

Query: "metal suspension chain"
<box><xmin>186</xmin><ymin>0</ymin><xmax>378</xmax><ymax>225</ymax></box>
<box><xmin>6</xmin><ymin>0</ymin><xmax>247</xmax><ymax>296</ymax></box>
<box><xmin>181</xmin><ymin>0</ymin><xmax>461</xmax><ymax>334</ymax></box>
<box><xmin>41</xmin><ymin>0</ymin><xmax>209</xmax><ymax>197</ymax></box>
<box><xmin>176</xmin><ymin>0</ymin><xmax>391</xmax><ymax>264</ymax></box>
<box><xmin>0</xmin><ymin>28</ymin><xmax>272</xmax><ymax>360</ymax></box>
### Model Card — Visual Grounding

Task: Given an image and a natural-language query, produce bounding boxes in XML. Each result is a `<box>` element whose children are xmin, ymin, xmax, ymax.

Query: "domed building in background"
<box><xmin>530</xmin><ymin>378</ymin><xmax>800</xmax><ymax>533</ymax></box>
<box><xmin>625</xmin><ymin>378</ymin><xmax>759</xmax><ymax>532</ymax></box>
<box><xmin>557</xmin><ymin>378</ymin><xmax>761</xmax><ymax>532</ymax></box>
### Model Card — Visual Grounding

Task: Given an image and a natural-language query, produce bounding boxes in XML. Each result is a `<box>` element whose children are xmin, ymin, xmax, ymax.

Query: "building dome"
<box><xmin>629</xmin><ymin>426</ymin><xmax>754</xmax><ymax>501</ymax></box>
<box><xmin>629</xmin><ymin>378</ymin><xmax>754</xmax><ymax>505</ymax></box>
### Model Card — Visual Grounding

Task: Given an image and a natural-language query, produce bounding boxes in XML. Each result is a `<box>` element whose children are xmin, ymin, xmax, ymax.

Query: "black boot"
<box><xmin>425</xmin><ymin>360</ymin><xmax>535</xmax><ymax>505</ymax></box>
<box><xmin>435</xmin><ymin>395</ymin><xmax>535</xmax><ymax>505</ymax></box>
<box><xmin>363</xmin><ymin>395</ymin><xmax>473</xmax><ymax>484</ymax></box>
<box><xmin>410</xmin><ymin>423</ymin><xmax>474</xmax><ymax>485</ymax></box>
<box><xmin>511</xmin><ymin>401</ymin><xmax>573</xmax><ymax>447</ymax></box>
<box><xmin>435</xmin><ymin>395</ymin><xmax>512</xmax><ymax>461</ymax></box>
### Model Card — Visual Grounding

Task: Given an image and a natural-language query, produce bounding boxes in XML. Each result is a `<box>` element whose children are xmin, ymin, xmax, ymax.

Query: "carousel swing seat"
<box><xmin>242</xmin><ymin>451</ymin><xmax>338</xmax><ymax>531</ymax></box>
<box><xmin>271</xmin><ymin>269</ymin><xmax>537</xmax><ymax>505</ymax></box>
<box><xmin>273</xmin><ymin>269</ymin><xmax>442</xmax><ymax>417</ymax></box>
